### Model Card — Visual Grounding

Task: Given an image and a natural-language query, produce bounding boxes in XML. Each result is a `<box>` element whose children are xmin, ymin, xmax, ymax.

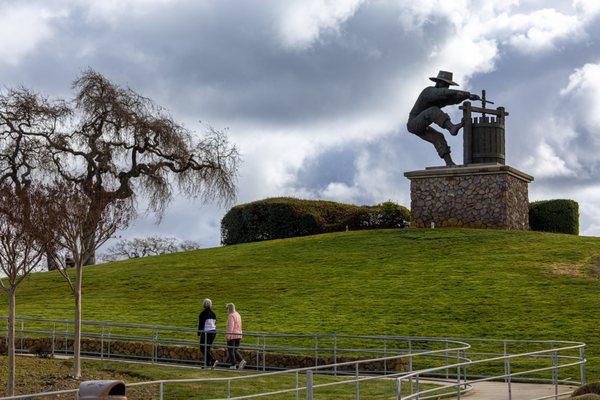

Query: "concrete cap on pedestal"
<box><xmin>404</xmin><ymin>163</ymin><xmax>534</xmax><ymax>183</ymax></box>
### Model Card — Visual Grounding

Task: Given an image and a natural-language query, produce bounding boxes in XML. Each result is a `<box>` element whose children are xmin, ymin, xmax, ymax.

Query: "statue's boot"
<box><xmin>443</xmin><ymin>119</ymin><xmax>464</xmax><ymax>136</ymax></box>
<box><xmin>443</xmin><ymin>153</ymin><xmax>456</xmax><ymax>166</ymax></box>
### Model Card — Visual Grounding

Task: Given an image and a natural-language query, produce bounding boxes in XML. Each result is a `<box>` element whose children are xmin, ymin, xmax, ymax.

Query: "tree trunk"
<box><xmin>82</xmin><ymin>251</ymin><xmax>95</xmax><ymax>266</ymax></box>
<box><xmin>82</xmin><ymin>234</ymin><xmax>96</xmax><ymax>266</ymax></box>
<box><xmin>72</xmin><ymin>264</ymin><xmax>83</xmax><ymax>378</ymax></box>
<box><xmin>46</xmin><ymin>250</ymin><xmax>59</xmax><ymax>271</ymax></box>
<box><xmin>6</xmin><ymin>287</ymin><xmax>16</xmax><ymax>396</ymax></box>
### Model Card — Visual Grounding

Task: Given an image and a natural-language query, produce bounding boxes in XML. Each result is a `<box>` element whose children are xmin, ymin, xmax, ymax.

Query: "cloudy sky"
<box><xmin>2</xmin><ymin>0</ymin><xmax>599</xmax><ymax>246</ymax></box>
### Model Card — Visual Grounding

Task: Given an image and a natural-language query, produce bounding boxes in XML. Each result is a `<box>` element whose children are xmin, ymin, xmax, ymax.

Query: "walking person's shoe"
<box><xmin>238</xmin><ymin>360</ymin><xmax>247</xmax><ymax>370</ymax></box>
<box><xmin>211</xmin><ymin>360</ymin><xmax>218</xmax><ymax>370</ymax></box>
<box><xmin>229</xmin><ymin>365</ymin><xmax>237</xmax><ymax>370</ymax></box>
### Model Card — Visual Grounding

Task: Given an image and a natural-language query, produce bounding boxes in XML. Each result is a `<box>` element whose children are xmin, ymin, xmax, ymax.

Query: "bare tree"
<box><xmin>179</xmin><ymin>240</ymin><xmax>202</xmax><ymax>252</ymax></box>
<box><xmin>0</xmin><ymin>70</ymin><xmax>238</xmax><ymax>379</ymax></box>
<box><xmin>45</xmin><ymin>71</ymin><xmax>237</xmax><ymax>378</ymax></box>
<box><xmin>33</xmin><ymin>69</ymin><xmax>238</xmax><ymax>265</ymax></box>
<box><xmin>0</xmin><ymin>185</ymin><xmax>53</xmax><ymax>396</ymax></box>
<box><xmin>0</xmin><ymin>87</ymin><xmax>69</xmax><ymax>395</ymax></box>
<box><xmin>45</xmin><ymin>182</ymin><xmax>133</xmax><ymax>378</ymax></box>
<box><xmin>102</xmin><ymin>235</ymin><xmax>201</xmax><ymax>261</ymax></box>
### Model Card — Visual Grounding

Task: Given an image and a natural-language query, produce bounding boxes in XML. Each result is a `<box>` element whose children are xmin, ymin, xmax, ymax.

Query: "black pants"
<box><xmin>227</xmin><ymin>339</ymin><xmax>244</xmax><ymax>366</ymax></box>
<box><xmin>199</xmin><ymin>332</ymin><xmax>216</xmax><ymax>365</ymax></box>
<box><xmin>407</xmin><ymin>106</ymin><xmax>452</xmax><ymax>157</ymax></box>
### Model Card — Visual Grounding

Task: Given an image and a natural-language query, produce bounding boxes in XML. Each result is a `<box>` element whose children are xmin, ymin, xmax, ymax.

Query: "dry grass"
<box><xmin>546</xmin><ymin>255</ymin><xmax>600</xmax><ymax>279</ymax></box>
<box><xmin>547</xmin><ymin>262</ymin><xmax>583</xmax><ymax>278</ymax></box>
<box><xmin>585</xmin><ymin>258</ymin><xmax>600</xmax><ymax>279</ymax></box>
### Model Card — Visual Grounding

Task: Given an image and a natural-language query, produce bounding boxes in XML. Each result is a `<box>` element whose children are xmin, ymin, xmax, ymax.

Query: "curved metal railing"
<box><xmin>397</xmin><ymin>341</ymin><xmax>585</xmax><ymax>400</ymax></box>
<box><xmin>0</xmin><ymin>317</ymin><xmax>586</xmax><ymax>400</ymax></box>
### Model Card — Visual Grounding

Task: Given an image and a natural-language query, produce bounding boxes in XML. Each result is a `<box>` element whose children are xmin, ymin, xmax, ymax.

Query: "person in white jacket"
<box><xmin>197</xmin><ymin>298</ymin><xmax>218</xmax><ymax>368</ymax></box>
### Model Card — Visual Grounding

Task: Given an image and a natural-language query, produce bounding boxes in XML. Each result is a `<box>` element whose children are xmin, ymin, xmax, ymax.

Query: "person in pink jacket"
<box><xmin>225</xmin><ymin>303</ymin><xmax>246</xmax><ymax>370</ymax></box>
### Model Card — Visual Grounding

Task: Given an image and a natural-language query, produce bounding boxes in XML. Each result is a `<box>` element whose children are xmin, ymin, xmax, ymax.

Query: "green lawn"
<box><xmin>2</xmin><ymin>229</ymin><xmax>600</xmax><ymax>377</ymax></box>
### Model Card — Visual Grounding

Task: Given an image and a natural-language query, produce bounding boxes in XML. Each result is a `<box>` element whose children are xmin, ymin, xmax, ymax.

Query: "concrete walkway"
<box><xmin>460</xmin><ymin>381</ymin><xmax>576</xmax><ymax>399</ymax></box>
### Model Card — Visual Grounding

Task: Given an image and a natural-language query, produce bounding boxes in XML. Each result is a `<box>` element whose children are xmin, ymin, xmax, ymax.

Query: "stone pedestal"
<box><xmin>404</xmin><ymin>164</ymin><xmax>534</xmax><ymax>230</ymax></box>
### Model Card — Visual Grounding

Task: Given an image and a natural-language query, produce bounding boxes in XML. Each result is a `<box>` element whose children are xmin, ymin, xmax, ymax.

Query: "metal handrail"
<box><xmin>1</xmin><ymin>316</ymin><xmax>470</xmax><ymax>371</ymax></box>
<box><xmin>397</xmin><ymin>343</ymin><xmax>586</xmax><ymax>400</ymax></box>
<box><xmin>3</xmin><ymin>315</ymin><xmax>475</xmax><ymax>343</ymax></box>
<box><xmin>126</xmin><ymin>346</ymin><xmax>471</xmax><ymax>386</ymax></box>
<box><xmin>0</xmin><ymin>316</ymin><xmax>586</xmax><ymax>400</ymax></box>
<box><xmin>0</xmin><ymin>350</ymin><xmax>470</xmax><ymax>400</ymax></box>
<box><xmin>0</xmin><ymin>389</ymin><xmax>79</xmax><ymax>399</ymax></box>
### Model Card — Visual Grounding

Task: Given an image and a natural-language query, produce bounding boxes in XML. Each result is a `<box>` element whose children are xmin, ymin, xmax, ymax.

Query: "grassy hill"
<box><xmin>2</xmin><ymin>228</ymin><xmax>600</xmax><ymax>377</ymax></box>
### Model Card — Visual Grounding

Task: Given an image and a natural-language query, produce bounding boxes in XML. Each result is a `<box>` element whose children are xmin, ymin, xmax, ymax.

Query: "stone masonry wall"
<box><xmin>2</xmin><ymin>336</ymin><xmax>407</xmax><ymax>372</ymax></box>
<box><xmin>410</xmin><ymin>172</ymin><xmax>530</xmax><ymax>230</ymax></box>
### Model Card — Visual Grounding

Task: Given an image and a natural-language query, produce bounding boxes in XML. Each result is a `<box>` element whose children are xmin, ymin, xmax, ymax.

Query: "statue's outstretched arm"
<box><xmin>435</xmin><ymin>88</ymin><xmax>471</xmax><ymax>104</ymax></box>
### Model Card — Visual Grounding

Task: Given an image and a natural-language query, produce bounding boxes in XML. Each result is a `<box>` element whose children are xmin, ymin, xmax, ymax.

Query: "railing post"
<box><xmin>295</xmin><ymin>370</ymin><xmax>299</xmax><ymax>400</ymax></box>
<box><xmin>456</xmin><ymin>364</ymin><xmax>461</xmax><ymax>399</ymax></box>
<box><xmin>306</xmin><ymin>370</ymin><xmax>313</xmax><ymax>400</ymax></box>
<box><xmin>100</xmin><ymin>325</ymin><xmax>104</xmax><ymax>359</ymax></box>
<box><xmin>580</xmin><ymin>346</ymin><xmax>586</xmax><ymax>385</ymax></box>
<box><xmin>314</xmin><ymin>335</ymin><xmax>318</xmax><ymax>367</ymax></box>
<box><xmin>355</xmin><ymin>362</ymin><xmax>360</xmax><ymax>400</ymax></box>
<box><xmin>107</xmin><ymin>329</ymin><xmax>112</xmax><ymax>359</ymax></box>
<box><xmin>503</xmin><ymin>341</ymin><xmax>508</xmax><ymax>383</ymax></box>
<box><xmin>65</xmin><ymin>322</ymin><xmax>69</xmax><ymax>355</ymax></box>
<box><xmin>456</xmin><ymin>349</ymin><xmax>461</xmax><ymax>379</ymax></box>
<box><xmin>415</xmin><ymin>375</ymin><xmax>420</xmax><ymax>400</ymax></box>
<box><xmin>227</xmin><ymin>379</ymin><xmax>231</xmax><ymax>399</ymax></box>
<box><xmin>383</xmin><ymin>338</ymin><xmax>388</xmax><ymax>375</ymax></box>
<box><xmin>408</xmin><ymin>339</ymin><xmax>413</xmax><ymax>373</ymax></box>
<box><xmin>552</xmin><ymin>350</ymin><xmax>558</xmax><ymax>398</ymax></box>
<box><xmin>504</xmin><ymin>357</ymin><xmax>512</xmax><ymax>400</ymax></box>
<box><xmin>333</xmin><ymin>334</ymin><xmax>337</xmax><ymax>376</ymax></box>
<box><xmin>256</xmin><ymin>335</ymin><xmax>260</xmax><ymax>371</ymax></box>
<box><xmin>445</xmin><ymin>339</ymin><xmax>449</xmax><ymax>379</ymax></box>
<box><xmin>408</xmin><ymin>339</ymin><xmax>414</xmax><ymax>395</ymax></box>
<box><xmin>20</xmin><ymin>320</ymin><xmax>24</xmax><ymax>352</ymax></box>
<box><xmin>51</xmin><ymin>322</ymin><xmax>56</xmax><ymax>357</ymax></box>
<box><xmin>159</xmin><ymin>382</ymin><xmax>164</xmax><ymax>400</ymax></box>
<box><xmin>462</xmin><ymin>349</ymin><xmax>468</xmax><ymax>385</ymax></box>
<box><xmin>262</xmin><ymin>338</ymin><xmax>266</xmax><ymax>372</ymax></box>
<box><xmin>395</xmin><ymin>377</ymin><xmax>402</xmax><ymax>400</ymax></box>
<box><xmin>152</xmin><ymin>327</ymin><xmax>158</xmax><ymax>363</ymax></box>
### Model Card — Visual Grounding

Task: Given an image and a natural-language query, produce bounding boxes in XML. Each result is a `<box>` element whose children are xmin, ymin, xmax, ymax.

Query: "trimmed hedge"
<box><xmin>529</xmin><ymin>199</ymin><xmax>579</xmax><ymax>235</ymax></box>
<box><xmin>341</xmin><ymin>201</ymin><xmax>411</xmax><ymax>231</ymax></box>
<box><xmin>221</xmin><ymin>198</ymin><xmax>410</xmax><ymax>245</ymax></box>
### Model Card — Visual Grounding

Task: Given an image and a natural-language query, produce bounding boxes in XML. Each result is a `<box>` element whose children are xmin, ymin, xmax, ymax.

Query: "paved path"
<box><xmin>460</xmin><ymin>381</ymin><xmax>577</xmax><ymax>399</ymax></box>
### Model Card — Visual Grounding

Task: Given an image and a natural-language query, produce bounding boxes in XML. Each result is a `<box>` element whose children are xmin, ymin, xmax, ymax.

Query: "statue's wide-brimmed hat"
<box><xmin>429</xmin><ymin>70</ymin><xmax>459</xmax><ymax>86</ymax></box>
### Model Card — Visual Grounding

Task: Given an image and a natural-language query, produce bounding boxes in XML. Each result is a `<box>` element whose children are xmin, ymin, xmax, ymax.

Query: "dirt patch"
<box><xmin>584</xmin><ymin>258</ymin><xmax>600</xmax><ymax>279</ymax></box>
<box><xmin>548</xmin><ymin>257</ymin><xmax>600</xmax><ymax>279</ymax></box>
<box><xmin>548</xmin><ymin>263</ymin><xmax>583</xmax><ymax>278</ymax></box>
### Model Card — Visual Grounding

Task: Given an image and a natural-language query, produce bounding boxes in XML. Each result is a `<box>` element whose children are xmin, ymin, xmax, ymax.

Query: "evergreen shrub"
<box><xmin>221</xmin><ymin>198</ymin><xmax>410</xmax><ymax>245</ymax></box>
<box><xmin>529</xmin><ymin>199</ymin><xmax>579</xmax><ymax>235</ymax></box>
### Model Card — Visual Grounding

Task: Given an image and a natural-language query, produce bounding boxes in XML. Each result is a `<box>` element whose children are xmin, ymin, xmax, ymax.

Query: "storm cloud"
<box><xmin>2</xmin><ymin>0</ymin><xmax>599</xmax><ymax>244</ymax></box>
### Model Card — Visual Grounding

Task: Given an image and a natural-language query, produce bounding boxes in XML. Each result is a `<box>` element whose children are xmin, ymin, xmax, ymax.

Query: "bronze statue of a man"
<box><xmin>407</xmin><ymin>70</ymin><xmax>480</xmax><ymax>166</ymax></box>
